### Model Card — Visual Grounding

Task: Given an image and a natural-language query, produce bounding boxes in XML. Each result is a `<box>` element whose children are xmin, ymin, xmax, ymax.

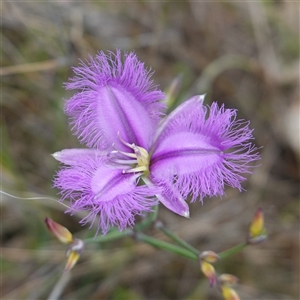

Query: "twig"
<box><xmin>47</xmin><ymin>272</ymin><xmax>71</xmax><ymax>300</ymax></box>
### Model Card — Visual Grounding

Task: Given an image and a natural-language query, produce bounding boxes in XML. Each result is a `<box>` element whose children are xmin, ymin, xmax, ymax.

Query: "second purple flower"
<box><xmin>53</xmin><ymin>50</ymin><xmax>259</xmax><ymax>234</ymax></box>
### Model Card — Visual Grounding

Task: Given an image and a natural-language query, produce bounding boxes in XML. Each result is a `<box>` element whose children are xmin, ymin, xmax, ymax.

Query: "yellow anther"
<box><xmin>133</xmin><ymin>145</ymin><xmax>150</xmax><ymax>171</ymax></box>
<box><xmin>112</xmin><ymin>133</ymin><xmax>150</xmax><ymax>175</ymax></box>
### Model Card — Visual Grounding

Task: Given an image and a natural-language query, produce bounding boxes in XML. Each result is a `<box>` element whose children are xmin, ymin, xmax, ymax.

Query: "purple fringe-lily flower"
<box><xmin>53</xmin><ymin>50</ymin><xmax>259</xmax><ymax>234</ymax></box>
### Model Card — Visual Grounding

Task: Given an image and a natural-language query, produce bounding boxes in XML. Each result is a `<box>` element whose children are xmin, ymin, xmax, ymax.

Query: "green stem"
<box><xmin>84</xmin><ymin>228</ymin><xmax>133</xmax><ymax>244</ymax></box>
<box><xmin>136</xmin><ymin>232</ymin><xmax>198</xmax><ymax>261</ymax></box>
<box><xmin>218</xmin><ymin>242</ymin><xmax>246</xmax><ymax>260</ymax></box>
<box><xmin>156</xmin><ymin>224</ymin><xmax>199</xmax><ymax>256</ymax></box>
<box><xmin>84</xmin><ymin>205</ymin><xmax>159</xmax><ymax>244</ymax></box>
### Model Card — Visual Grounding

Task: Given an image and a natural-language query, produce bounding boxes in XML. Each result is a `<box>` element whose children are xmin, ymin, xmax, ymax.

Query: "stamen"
<box><xmin>117</xmin><ymin>132</ymin><xmax>134</xmax><ymax>149</ymax></box>
<box><xmin>114</xmin><ymin>150</ymin><xmax>137</xmax><ymax>159</ymax></box>
<box><xmin>111</xmin><ymin>144</ymin><xmax>136</xmax><ymax>158</ymax></box>
<box><xmin>108</xmin><ymin>132</ymin><xmax>150</xmax><ymax>174</ymax></box>
<box><xmin>113</xmin><ymin>159</ymin><xmax>138</xmax><ymax>164</ymax></box>
<box><xmin>122</xmin><ymin>166</ymin><xmax>149</xmax><ymax>174</ymax></box>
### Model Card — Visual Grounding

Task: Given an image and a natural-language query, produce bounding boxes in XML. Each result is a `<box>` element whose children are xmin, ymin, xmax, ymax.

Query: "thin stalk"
<box><xmin>136</xmin><ymin>232</ymin><xmax>198</xmax><ymax>261</ymax></box>
<box><xmin>84</xmin><ymin>228</ymin><xmax>133</xmax><ymax>244</ymax></box>
<box><xmin>218</xmin><ymin>242</ymin><xmax>246</xmax><ymax>260</ymax></box>
<box><xmin>156</xmin><ymin>224</ymin><xmax>199</xmax><ymax>256</ymax></box>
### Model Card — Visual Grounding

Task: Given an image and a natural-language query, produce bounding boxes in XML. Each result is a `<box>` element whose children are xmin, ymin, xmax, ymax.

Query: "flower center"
<box><xmin>108</xmin><ymin>132</ymin><xmax>150</xmax><ymax>175</ymax></box>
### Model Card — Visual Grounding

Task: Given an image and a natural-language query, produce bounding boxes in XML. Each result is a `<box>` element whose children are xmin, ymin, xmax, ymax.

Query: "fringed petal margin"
<box><xmin>151</xmin><ymin>96</ymin><xmax>260</xmax><ymax>202</ymax></box>
<box><xmin>54</xmin><ymin>152</ymin><xmax>159</xmax><ymax>234</ymax></box>
<box><xmin>64</xmin><ymin>50</ymin><xmax>165</xmax><ymax>151</ymax></box>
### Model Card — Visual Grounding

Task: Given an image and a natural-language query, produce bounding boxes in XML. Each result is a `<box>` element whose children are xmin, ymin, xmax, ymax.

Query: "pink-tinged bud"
<box><xmin>45</xmin><ymin>217</ymin><xmax>73</xmax><ymax>244</ymax></box>
<box><xmin>249</xmin><ymin>208</ymin><xmax>264</xmax><ymax>236</ymax></box>
<box><xmin>199</xmin><ymin>251</ymin><xmax>220</xmax><ymax>263</ymax></box>
<box><xmin>221</xmin><ymin>285</ymin><xmax>240</xmax><ymax>300</ymax></box>
<box><xmin>64</xmin><ymin>238</ymin><xmax>84</xmax><ymax>272</ymax></box>
<box><xmin>218</xmin><ymin>274</ymin><xmax>239</xmax><ymax>285</ymax></box>
<box><xmin>247</xmin><ymin>208</ymin><xmax>267</xmax><ymax>245</ymax></box>
<box><xmin>64</xmin><ymin>251</ymin><xmax>80</xmax><ymax>272</ymax></box>
<box><xmin>200</xmin><ymin>260</ymin><xmax>217</xmax><ymax>287</ymax></box>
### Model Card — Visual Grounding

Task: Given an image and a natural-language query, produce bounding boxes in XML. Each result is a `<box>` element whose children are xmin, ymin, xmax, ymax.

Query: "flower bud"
<box><xmin>199</xmin><ymin>250</ymin><xmax>220</xmax><ymax>263</ymax></box>
<box><xmin>221</xmin><ymin>285</ymin><xmax>240</xmax><ymax>300</ymax></box>
<box><xmin>64</xmin><ymin>239</ymin><xmax>85</xmax><ymax>272</ymax></box>
<box><xmin>218</xmin><ymin>274</ymin><xmax>239</xmax><ymax>285</ymax></box>
<box><xmin>67</xmin><ymin>238</ymin><xmax>85</xmax><ymax>256</ymax></box>
<box><xmin>65</xmin><ymin>251</ymin><xmax>80</xmax><ymax>272</ymax></box>
<box><xmin>247</xmin><ymin>208</ymin><xmax>267</xmax><ymax>245</ymax></box>
<box><xmin>200</xmin><ymin>260</ymin><xmax>217</xmax><ymax>287</ymax></box>
<box><xmin>45</xmin><ymin>217</ymin><xmax>73</xmax><ymax>244</ymax></box>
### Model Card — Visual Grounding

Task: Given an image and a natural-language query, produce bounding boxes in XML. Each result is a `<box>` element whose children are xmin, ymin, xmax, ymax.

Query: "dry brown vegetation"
<box><xmin>1</xmin><ymin>1</ymin><xmax>299</xmax><ymax>299</ymax></box>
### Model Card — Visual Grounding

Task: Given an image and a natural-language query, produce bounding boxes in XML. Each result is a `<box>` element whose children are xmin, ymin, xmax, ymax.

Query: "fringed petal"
<box><xmin>150</xmin><ymin>96</ymin><xmax>260</xmax><ymax>202</ymax></box>
<box><xmin>54</xmin><ymin>152</ymin><xmax>158</xmax><ymax>234</ymax></box>
<box><xmin>64</xmin><ymin>50</ymin><xmax>165</xmax><ymax>151</ymax></box>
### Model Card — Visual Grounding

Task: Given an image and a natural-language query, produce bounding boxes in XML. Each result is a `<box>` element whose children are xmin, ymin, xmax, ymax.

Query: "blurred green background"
<box><xmin>1</xmin><ymin>1</ymin><xmax>299</xmax><ymax>299</ymax></box>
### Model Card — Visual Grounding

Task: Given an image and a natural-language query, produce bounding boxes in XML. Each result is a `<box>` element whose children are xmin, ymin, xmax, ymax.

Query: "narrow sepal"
<box><xmin>147</xmin><ymin>177</ymin><xmax>190</xmax><ymax>218</ymax></box>
<box><xmin>52</xmin><ymin>148</ymin><xmax>104</xmax><ymax>165</ymax></box>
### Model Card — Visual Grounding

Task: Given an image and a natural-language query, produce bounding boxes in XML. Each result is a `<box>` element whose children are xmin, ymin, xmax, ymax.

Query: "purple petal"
<box><xmin>146</xmin><ymin>177</ymin><xmax>190</xmax><ymax>218</ymax></box>
<box><xmin>52</xmin><ymin>148</ymin><xmax>105</xmax><ymax>165</ymax></box>
<box><xmin>150</xmin><ymin>96</ymin><xmax>260</xmax><ymax>201</ymax></box>
<box><xmin>54</xmin><ymin>152</ymin><xmax>159</xmax><ymax>234</ymax></box>
<box><xmin>65</xmin><ymin>50</ymin><xmax>165</xmax><ymax>150</ymax></box>
<box><xmin>152</xmin><ymin>95</ymin><xmax>205</xmax><ymax>150</ymax></box>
